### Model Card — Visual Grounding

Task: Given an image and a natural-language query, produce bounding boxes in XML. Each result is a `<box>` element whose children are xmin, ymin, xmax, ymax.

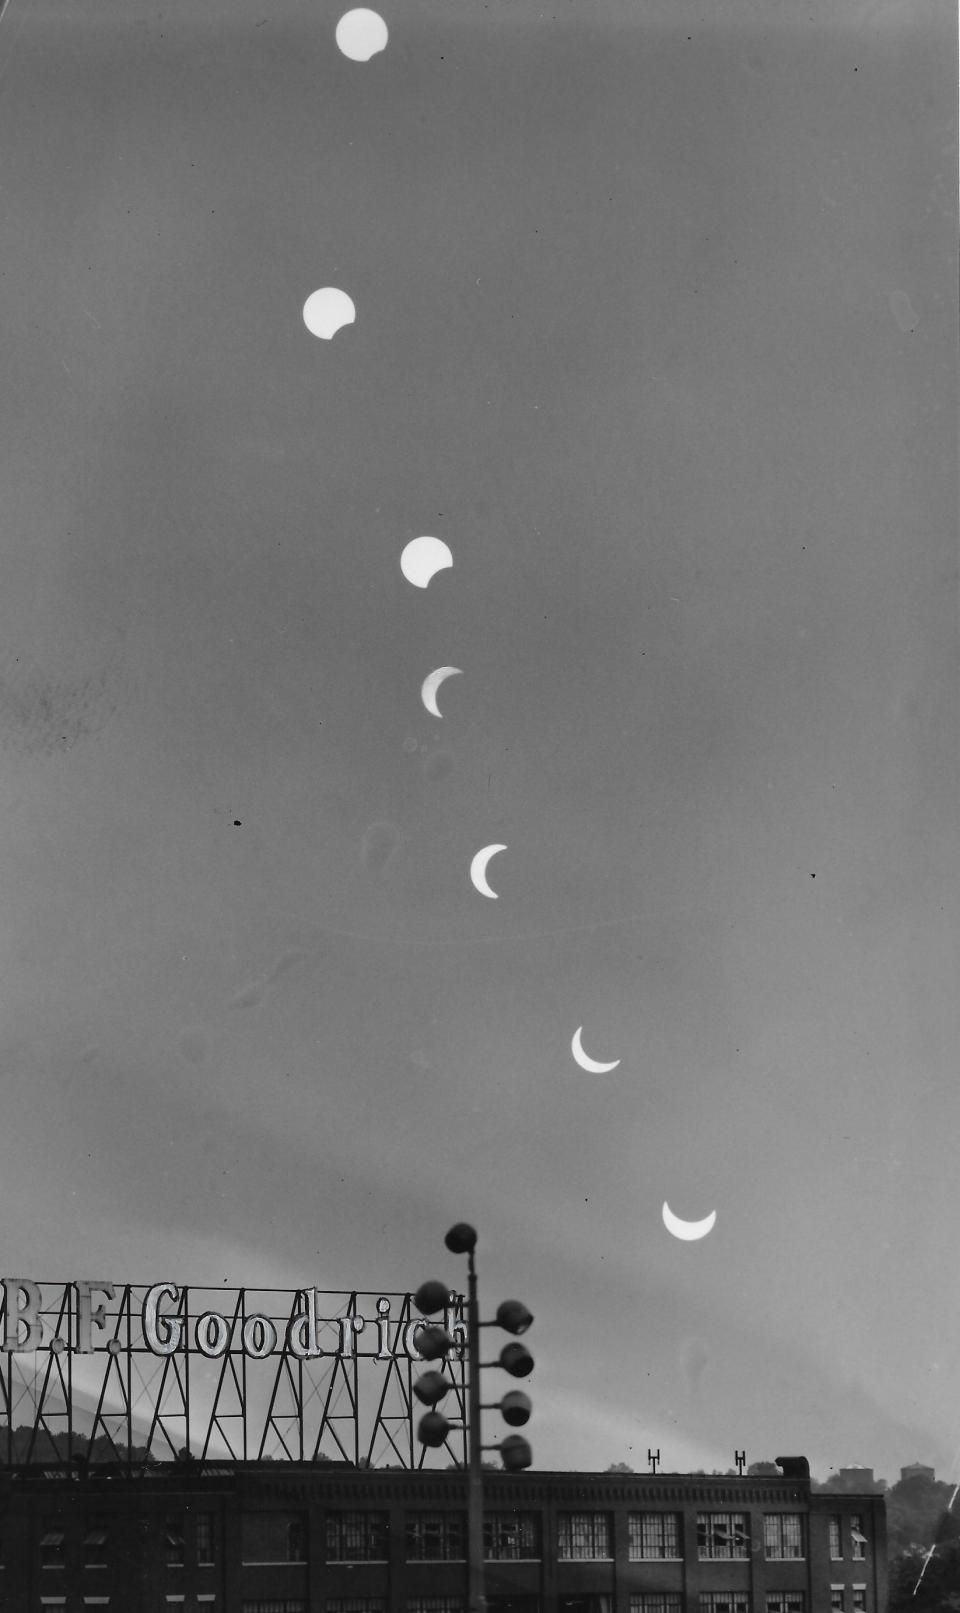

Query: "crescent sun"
<box><xmin>469</xmin><ymin>844</ymin><xmax>507</xmax><ymax>899</ymax></box>
<box><xmin>662</xmin><ymin>1201</ymin><xmax>717</xmax><ymax>1241</ymax></box>
<box><xmin>421</xmin><ymin>666</ymin><xmax>462</xmax><ymax>719</ymax></box>
<box><xmin>570</xmin><ymin>1026</ymin><xmax>621</xmax><ymax>1073</ymax></box>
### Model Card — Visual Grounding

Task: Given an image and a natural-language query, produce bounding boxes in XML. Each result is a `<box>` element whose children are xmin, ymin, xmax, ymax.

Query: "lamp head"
<box><xmin>496</xmin><ymin>1299</ymin><xmax>533</xmax><ymax>1336</ymax></box>
<box><xmin>499</xmin><ymin>1433</ymin><xmax>533</xmax><ymax>1472</ymax></box>
<box><xmin>499</xmin><ymin>1340</ymin><xmax>534</xmax><ymax>1378</ymax></box>
<box><xmin>417</xmin><ymin>1325</ymin><xmax>455</xmax><ymax>1361</ymax></box>
<box><xmin>499</xmin><ymin>1389</ymin><xmax>532</xmax><ymax>1427</ymax></box>
<box><xmin>444</xmin><ymin>1222</ymin><xmax>478</xmax><ymax>1255</ymax></box>
<box><xmin>414</xmin><ymin>1279</ymin><xmax>450</xmax><ymax>1317</ymax></box>
<box><xmin>413</xmin><ymin>1370</ymin><xmax>451</xmax><ymax>1407</ymax></box>
<box><xmin>417</xmin><ymin>1411</ymin><xmax>451</xmax><ymax>1449</ymax></box>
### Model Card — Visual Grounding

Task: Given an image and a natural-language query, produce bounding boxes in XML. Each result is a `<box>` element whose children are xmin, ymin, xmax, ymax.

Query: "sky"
<box><xmin>0</xmin><ymin>0</ymin><xmax>956</xmax><ymax>1481</ymax></box>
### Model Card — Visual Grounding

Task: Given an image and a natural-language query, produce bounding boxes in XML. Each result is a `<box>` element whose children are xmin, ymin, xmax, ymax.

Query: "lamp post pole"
<box><xmin>465</xmin><ymin>1241</ymin><xmax>485</xmax><ymax>1613</ymax></box>
<box><xmin>413</xmin><ymin>1224</ymin><xmax>533</xmax><ymax>1613</ymax></box>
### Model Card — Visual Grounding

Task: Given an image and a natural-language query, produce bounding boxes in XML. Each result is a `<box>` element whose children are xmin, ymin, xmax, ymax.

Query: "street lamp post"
<box><xmin>414</xmin><ymin>1222</ymin><xmax>533</xmax><ymax>1613</ymax></box>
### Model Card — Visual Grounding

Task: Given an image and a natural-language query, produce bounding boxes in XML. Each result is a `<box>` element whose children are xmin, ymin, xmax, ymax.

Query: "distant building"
<box><xmin>0</xmin><ymin>1457</ymin><xmax>887</xmax><ymax>1612</ymax></box>
<box><xmin>899</xmin><ymin>1464</ymin><xmax>936</xmax><ymax>1484</ymax></box>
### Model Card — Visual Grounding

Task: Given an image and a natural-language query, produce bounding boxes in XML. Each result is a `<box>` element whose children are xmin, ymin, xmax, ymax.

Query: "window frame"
<box><xmin>628</xmin><ymin>1512</ymin><xmax>682</xmax><ymax>1561</ymax></box>
<box><xmin>557</xmin><ymin>1511</ymin><xmax>613</xmax><ymax>1561</ymax></box>
<box><xmin>763</xmin><ymin>1515</ymin><xmax>805</xmax><ymax>1561</ymax></box>
<box><xmin>326</xmin><ymin>1511</ymin><xmax>390</xmax><ymax>1563</ymax></box>
<box><xmin>697</xmin><ymin>1513</ymin><xmax>751</xmax><ymax>1561</ymax></box>
<box><xmin>405</xmin><ymin>1511</ymin><xmax>467</xmax><ymax>1563</ymax></box>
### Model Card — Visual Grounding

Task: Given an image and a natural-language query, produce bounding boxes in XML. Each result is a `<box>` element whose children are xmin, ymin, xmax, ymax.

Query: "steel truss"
<box><xmin>0</xmin><ymin>1283</ymin><xmax>467</xmax><ymax>1471</ymax></box>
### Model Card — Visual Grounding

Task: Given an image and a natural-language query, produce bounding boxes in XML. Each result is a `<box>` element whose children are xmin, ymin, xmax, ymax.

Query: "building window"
<box><xmin>326</xmin><ymin>1511</ymin><xmax>389</xmax><ymax>1562</ymax></box>
<box><xmin>84</xmin><ymin>1600</ymin><xmax>111</xmax><ymax>1608</ymax></box>
<box><xmin>559</xmin><ymin>1601</ymin><xmax>611</xmax><ymax>1613</ymax></box>
<box><xmin>484</xmin><ymin>1512</ymin><xmax>541</xmax><ymax>1560</ymax></box>
<box><xmin>628</xmin><ymin>1513</ymin><xmax>681</xmax><ymax>1560</ymax></box>
<box><xmin>764</xmin><ymin>1515</ymin><xmax>805</xmax><ymax>1560</ymax></box>
<box><xmin>39</xmin><ymin>1601</ymin><xmax>67</xmax><ymax>1609</ymax></box>
<box><xmin>40</xmin><ymin>1524</ymin><xmax>66</xmax><ymax>1570</ymax></box>
<box><xmin>241</xmin><ymin>1604</ymin><xmax>307</xmax><ymax>1613</ymax></box>
<box><xmin>767</xmin><ymin>1597</ymin><xmax>805</xmax><ymax>1613</ymax></box>
<box><xmin>406</xmin><ymin>1602</ymin><xmax>465</xmax><ymax>1613</ymax></box>
<box><xmin>697</xmin><ymin>1514</ymin><xmax>750</xmax><ymax>1560</ymax></box>
<box><xmin>852</xmin><ymin>1590</ymin><xmax>867</xmax><ymax>1612</ymax></box>
<box><xmin>631</xmin><ymin>1597</ymin><xmax>682</xmax><ymax>1613</ymax></box>
<box><xmin>851</xmin><ymin>1517</ymin><xmax>867</xmax><ymax>1559</ymax></box>
<box><xmin>83</xmin><ymin>1524</ymin><xmax>109</xmax><ymax>1569</ymax></box>
<box><xmin>699</xmin><ymin>1597</ymin><xmax>750</xmax><ymax>1613</ymax></box>
<box><xmin>327</xmin><ymin>1602</ymin><xmax>386</xmax><ymax>1613</ymax></box>
<box><xmin>830</xmin><ymin>1589</ymin><xmax>844</xmax><ymax>1612</ymax></box>
<box><xmin>828</xmin><ymin>1518</ymin><xmax>842</xmax><ymax>1560</ymax></box>
<box><xmin>196</xmin><ymin>1512</ymin><xmax>215</xmax><ymax>1565</ymax></box>
<box><xmin>557</xmin><ymin>1513</ymin><xmax>612</xmax><ymax>1560</ymax></box>
<box><xmin>165</xmin><ymin>1516</ymin><xmax>185</xmax><ymax>1568</ymax></box>
<box><xmin>241</xmin><ymin>1513</ymin><xmax>307</xmax><ymax>1565</ymax></box>
<box><xmin>405</xmin><ymin>1513</ymin><xmax>467</xmax><ymax>1561</ymax></box>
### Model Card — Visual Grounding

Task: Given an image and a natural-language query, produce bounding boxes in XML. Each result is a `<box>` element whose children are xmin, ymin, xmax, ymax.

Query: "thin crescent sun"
<box><xmin>469</xmin><ymin>844</ymin><xmax>506</xmax><ymax>899</ymax></box>
<box><xmin>421</xmin><ymin>666</ymin><xmax>462</xmax><ymax>719</ymax></box>
<box><xmin>570</xmin><ymin>1026</ymin><xmax>621</xmax><ymax>1074</ymax></box>
<box><xmin>661</xmin><ymin>1201</ymin><xmax>717</xmax><ymax>1241</ymax></box>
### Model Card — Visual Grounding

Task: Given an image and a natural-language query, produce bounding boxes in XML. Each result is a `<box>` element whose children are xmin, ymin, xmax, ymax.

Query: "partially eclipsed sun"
<box><xmin>662</xmin><ymin>1201</ymin><xmax>717</xmax><ymax>1241</ymax></box>
<box><xmin>570</xmin><ymin>1026</ymin><xmax>621</xmax><ymax>1073</ymax></box>
<box><xmin>469</xmin><ymin>844</ymin><xmax>506</xmax><ymax>899</ymax></box>
<box><xmin>401</xmin><ymin>537</ymin><xmax>453</xmax><ymax>589</ymax></box>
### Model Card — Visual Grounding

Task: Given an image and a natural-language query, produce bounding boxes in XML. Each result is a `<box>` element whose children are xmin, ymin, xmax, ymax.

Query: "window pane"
<box><xmin>326</xmin><ymin>1512</ymin><xmax>389</xmax><ymax>1561</ymax></box>
<box><xmin>697</xmin><ymin>1514</ymin><xmax>750</xmax><ymax>1560</ymax></box>
<box><xmin>629</xmin><ymin>1513</ymin><xmax>681</xmax><ymax>1560</ymax></box>
<box><xmin>483</xmin><ymin>1512</ymin><xmax>541</xmax><ymax>1559</ymax></box>
<box><xmin>405</xmin><ymin>1513</ymin><xmax>467</xmax><ymax>1561</ymax></box>
<box><xmin>557</xmin><ymin>1513</ymin><xmax>612</xmax><ymax>1559</ymax></box>
<box><xmin>764</xmin><ymin>1515</ymin><xmax>804</xmax><ymax>1560</ymax></box>
<box><xmin>241</xmin><ymin>1603</ymin><xmax>307</xmax><ymax>1613</ymax></box>
<box><xmin>196</xmin><ymin>1512</ymin><xmax>216</xmax><ymax>1564</ymax></box>
<box><xmin>241</xmin><ymin>1513</ymin><xmax>308</xmax><ymax>1564</ymax></box>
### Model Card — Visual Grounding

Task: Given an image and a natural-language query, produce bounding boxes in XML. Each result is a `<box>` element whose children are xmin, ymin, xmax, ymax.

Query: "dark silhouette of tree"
<box><xmin>886</xmin><ymin>1474</ymin><xmax>958</xmax><ymax>1556</ymax></box>
<box><xmin>888</xmin><ymin>1541</ymin><xmax>960</xmax><ymax>1613</ymax></box>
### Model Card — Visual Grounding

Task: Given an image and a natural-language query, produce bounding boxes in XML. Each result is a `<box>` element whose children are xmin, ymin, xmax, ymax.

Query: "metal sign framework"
<box><xmin>0</xmin><ymin>1284</ymin><xmax>468</xmax><ymax>1471</ymax></box>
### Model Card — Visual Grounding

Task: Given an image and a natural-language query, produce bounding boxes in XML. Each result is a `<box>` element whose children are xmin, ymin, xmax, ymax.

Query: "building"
<box><xmin>0</xmin><ymin>1458</ymin><xmax>887</xmax><ymax>1613</ymax></box>
<box><xmin>898</xmin><ymin>1465</ymin><xmax>935</xmax><ymax>1485</ymax></box>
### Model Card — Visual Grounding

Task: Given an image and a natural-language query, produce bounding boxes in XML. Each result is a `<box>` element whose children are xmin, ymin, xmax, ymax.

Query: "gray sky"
<box><xmin>0</xmin><ymin>0</ymin><xmax>956</xmax><ymax>1479</ymax></box>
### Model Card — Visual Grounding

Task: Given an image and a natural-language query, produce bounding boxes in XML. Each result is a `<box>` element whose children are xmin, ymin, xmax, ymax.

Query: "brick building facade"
<box><xmin>0</xmin><ymin>1460</ymin><xmax>886</xmax><ymax>1613</ymax></box>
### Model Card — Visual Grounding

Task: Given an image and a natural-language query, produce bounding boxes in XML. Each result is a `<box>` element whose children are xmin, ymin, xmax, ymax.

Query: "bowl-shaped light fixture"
<box><xmin>499</xmin><ymin>1389</ymin><xmax>532</xmax><ymax>1427</ymax></box>
<box><xmin>496</xmin><ymin>1299</ymin><xmax>533</xmax><ymax>1336</ymax></box>
<box><xmin>444</xmin><ymin>1222</ymin><xmax>478</xmax><ymax>1254</ymax></box>
<box><xmin>499</xmin><ymin>1341</ymin><xmax>534</xmax><ymax>1378</ymax></box>
<box><xmin>417</xmin><ymin>1410</ymin><xmax>450</xmax><ymax>1448</ymax></box>
<box><xmin>414</xmin><ymin>1279</ymin><xmax>450</xmax><ymax>1317</ymax></box>
<box><xmin>413</xmin><ymin>1370</ymin><xmax>451</xmax><ymax>1407</ymax></box>
<box><xmin>499</xmin><ymin>1433</ymin><xmax>533</xmax><ymax>1472</ymax></box>
<box><xmin>417</xmin><ymin>1325</ymin><xmax>455</xmax><ymax>1361</ymax></box>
